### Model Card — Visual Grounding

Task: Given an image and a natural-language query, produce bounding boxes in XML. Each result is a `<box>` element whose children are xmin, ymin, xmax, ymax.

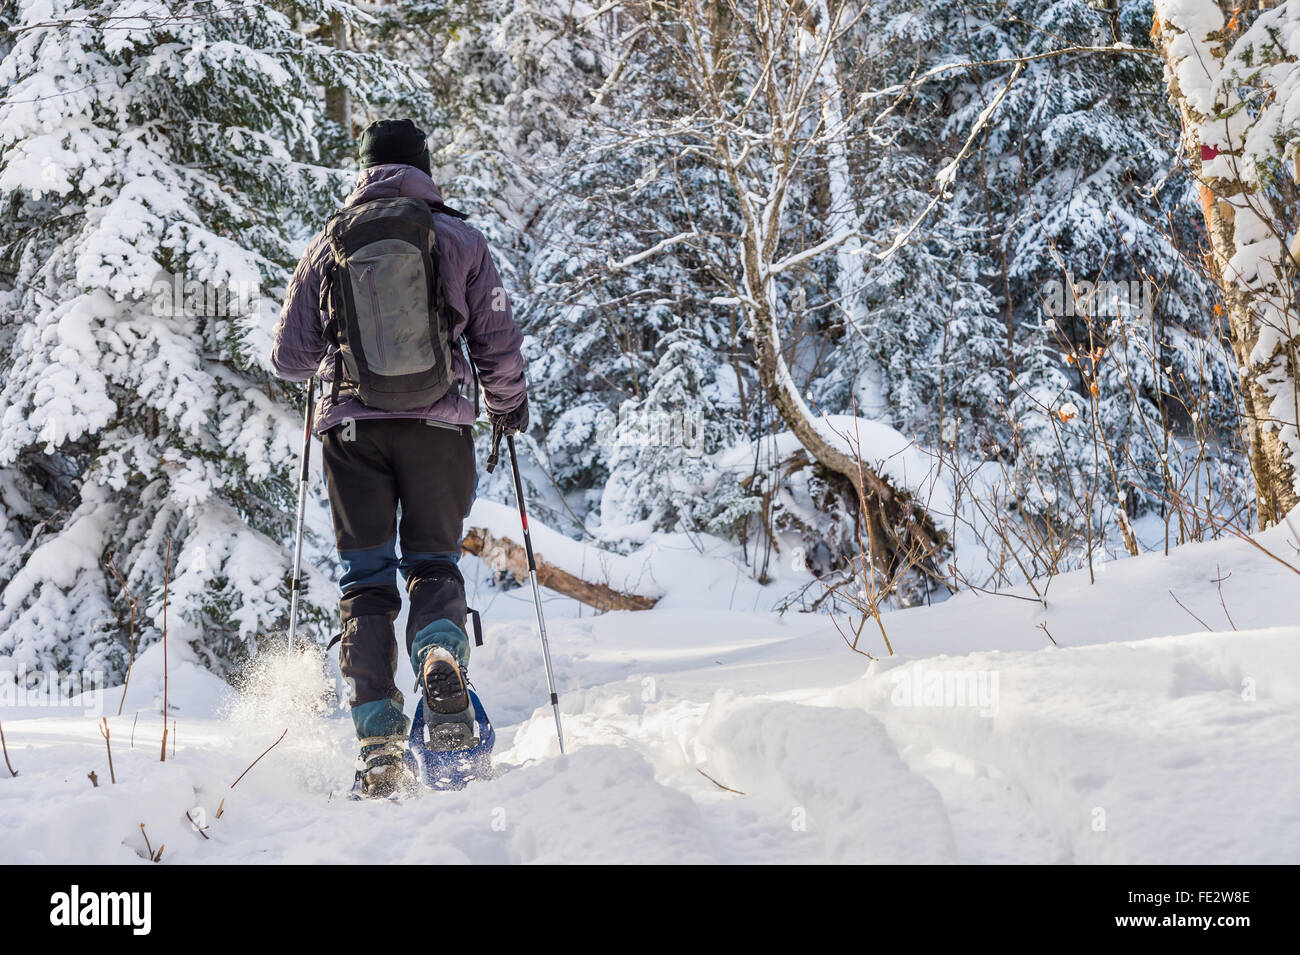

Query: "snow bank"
<box><xmin>3</xmin><ymin>506</ymin><xmax>1298</xmax><ymax>863</ymax></box>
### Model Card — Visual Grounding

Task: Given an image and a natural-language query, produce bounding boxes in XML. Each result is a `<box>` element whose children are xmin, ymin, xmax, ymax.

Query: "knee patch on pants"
<box><xmin>339</xmin><ymin>540</ymin><xmax>401</xmax><ymax>621</ymax></box>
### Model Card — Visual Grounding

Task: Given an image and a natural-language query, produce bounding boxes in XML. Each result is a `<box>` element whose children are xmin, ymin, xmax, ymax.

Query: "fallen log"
<box><xmin>461</xmin><ymin>526</ymin><xmax>660</xmax><ymax>612</ymax></box>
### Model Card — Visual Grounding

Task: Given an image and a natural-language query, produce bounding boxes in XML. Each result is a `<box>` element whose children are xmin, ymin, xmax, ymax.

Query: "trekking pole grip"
<box><xmin>485</xmin><ymin>421</ymin><xmax>504</xmax><ymax>474</ymax></box>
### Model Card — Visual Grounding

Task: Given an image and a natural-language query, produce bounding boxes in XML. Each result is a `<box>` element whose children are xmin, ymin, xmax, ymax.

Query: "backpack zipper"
<box><xmin>361</xmin><ymin>265</ymin><xmax>388</xmax><ymax>366</ymax></box>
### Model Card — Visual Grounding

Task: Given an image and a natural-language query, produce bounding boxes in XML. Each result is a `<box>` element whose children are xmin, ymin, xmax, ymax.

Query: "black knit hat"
<box><xmin>358</xmin><ymin>119</ymin><xmax>431</xmax><ymax>176</ymax></box>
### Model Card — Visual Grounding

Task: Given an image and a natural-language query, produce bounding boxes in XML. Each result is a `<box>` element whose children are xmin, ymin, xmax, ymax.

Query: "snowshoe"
<box><xmin>349</xmin><ymin>736</ymin><xmax>418</xmax><ymax>800</ymax></box>
<box><xmin>408</xmin><ymin>688</ymin><xmax>496</xmax><ymax>792</ymax></box>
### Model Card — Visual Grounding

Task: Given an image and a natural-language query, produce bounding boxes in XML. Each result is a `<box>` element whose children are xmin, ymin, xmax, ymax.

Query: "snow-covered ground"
<box><xmin>2</xmin><ymin>516</ymin><xmax>1298</xmax><ymax>864</ymax></box>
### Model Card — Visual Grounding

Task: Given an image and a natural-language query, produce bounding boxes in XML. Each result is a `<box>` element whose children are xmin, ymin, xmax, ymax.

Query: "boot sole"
<box><xmin>421</xmin><ymin>659</ymin><xmax>476</xmax><ymax>751</ymax></box>
<box><xmin>422</xmin><ymin>658</ymin><xmax>470</xmax><ymax>715</ymax></box>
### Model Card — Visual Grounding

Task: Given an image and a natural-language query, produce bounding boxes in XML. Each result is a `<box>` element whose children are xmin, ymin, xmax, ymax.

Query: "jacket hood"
<box><xmin>346</xmin><ymin>163</ymin><xmax>445</xmax><ymax>207</ymax></box>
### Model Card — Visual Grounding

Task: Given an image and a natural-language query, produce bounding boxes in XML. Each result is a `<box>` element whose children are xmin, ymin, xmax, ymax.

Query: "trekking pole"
<box><xmin>286</xmin><ymin>378</ymin><xmax>316</xmax><ymax>653</ymax></box>
<box><xmin>487</xmin><ymin>427</ymin><xmax>565</xmax><ymax>753</ymax></box>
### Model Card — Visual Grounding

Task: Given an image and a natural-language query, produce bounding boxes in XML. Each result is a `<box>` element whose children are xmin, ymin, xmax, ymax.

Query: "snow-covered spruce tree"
<box><xmin>865</xmin><ymin>0</ymin><xmax>1237</xmax><ymax>557</ymax></box>
<box><xmin>805</xmin><ymin>4</ymin><xmax>1006</xmax><ymax>458</ymax></box>
<box><xmin>528</xmin><ymin>150</ymin><xmax>750</xmax><ymax>536</ymax></box>
<box><xmin>0</xmin><ymin>0</ymin><xmax>28</xmax><ymax>593</ymax></box>
<box><xmin>0</xmin><ymin>0</ymin><xmax>416</xmax><ymax>677</ymax></box>
<box><xmin>521</xmin><ymin>5</ymin><xmax>754</xmax><ymax>542</ymax></box>
<box><xmin>983</xmin><ymin>1</ymin><xmax>1231</xmax><ymax>529</ymax></box>
<box><xmin>599</xmin><ymin>330</ymin><xmax>728</xmax><ymax>531</ymax></box>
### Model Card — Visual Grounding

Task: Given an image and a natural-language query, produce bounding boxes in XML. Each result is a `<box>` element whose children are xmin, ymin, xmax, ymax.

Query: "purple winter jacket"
<box><xmin>271</xmin><ymin>164</ymin><xmax>526</xmax><ymax>432</ymax></box>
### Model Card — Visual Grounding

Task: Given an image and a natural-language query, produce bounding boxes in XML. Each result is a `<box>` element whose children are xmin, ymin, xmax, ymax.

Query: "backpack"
<box><xmin>320</xmin><ymin>196</ymin><xmax>469</xmax><ymax>411</ymax></box>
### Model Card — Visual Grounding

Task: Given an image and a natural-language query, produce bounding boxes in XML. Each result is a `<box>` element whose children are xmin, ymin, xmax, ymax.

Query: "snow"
<box><xmin>1154</xmin><ymin>1</ymin><xmax>1225</xmax><ymax>116</ymax></box>
<box><xmin>3</xmin><ymin>510</ymin><xmax>1298</xmax><ymax>863</ymax></box>
<box><xmin>0</xmin><ymin>494</ymin><xmax>113</xmax><ymax>609</ymax></box>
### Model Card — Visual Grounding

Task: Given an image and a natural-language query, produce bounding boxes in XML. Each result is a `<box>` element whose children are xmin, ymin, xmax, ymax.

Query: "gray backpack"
<box><xmin>320</xmin><ymin>196</ymin><xmax>468</xmax><ymax>411</ymax></box>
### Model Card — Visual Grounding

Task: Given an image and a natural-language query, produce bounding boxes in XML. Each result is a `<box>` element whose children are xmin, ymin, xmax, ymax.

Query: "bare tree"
<box><xmin>606</xmin><ymin>0</ymin><xmax>945</xmax><ymax>572</ymax></box>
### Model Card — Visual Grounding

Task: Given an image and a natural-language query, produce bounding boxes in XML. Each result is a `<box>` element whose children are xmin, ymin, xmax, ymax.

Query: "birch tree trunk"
<box><xmin>1154</xmin><ymin>1</ymin><xmax>1300</xmax><ymax>526</ymax></box>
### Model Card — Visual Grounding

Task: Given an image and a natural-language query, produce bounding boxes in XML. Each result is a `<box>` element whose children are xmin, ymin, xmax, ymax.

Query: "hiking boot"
<box><xmin>354</xmin><ymin>736</ymin><xmax>416</xmax><ymax>798</ymax></box>
<box><xmin>419</xmin><ymin>647</ymin><xmax>477</xmax><ymax>751</ymax></box>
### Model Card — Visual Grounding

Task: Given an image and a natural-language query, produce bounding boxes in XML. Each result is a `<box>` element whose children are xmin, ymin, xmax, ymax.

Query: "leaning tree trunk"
<box><xmin>737</xmin><ymin>206</ymin><xmax>945</xmax><ymax>573</ymax></box>
<box><xmin>1154</xmin><ymin>1</ymin><xmax>1300</xmax><ymax>527</ymax></box>
<box><xmin>461</xmin><ymin>527</ymin><xmax>660</xmax><ymax>612</ymax></box>
<box><xmin>704</xmin><ymin>0</ymin><xmax>946</xmax><ymax>577</ymax></box>
<box><xmin>648</xmin><ymin>0</ymin><xmax>946</xmax><ymax>579</ymax></box>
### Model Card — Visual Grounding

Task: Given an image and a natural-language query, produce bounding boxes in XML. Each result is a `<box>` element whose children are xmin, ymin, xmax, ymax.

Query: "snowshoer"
<box><xmin>270</xmin><ymin>119</ymin><xmax>528</xmax><ymax>797</ymax></box>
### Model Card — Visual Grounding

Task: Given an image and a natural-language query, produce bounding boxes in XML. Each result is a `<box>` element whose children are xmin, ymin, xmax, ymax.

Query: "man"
<box><xmin>271</xmin><ymin>119</ymin><xmax>528</xmax><ymax>797</ymax></box>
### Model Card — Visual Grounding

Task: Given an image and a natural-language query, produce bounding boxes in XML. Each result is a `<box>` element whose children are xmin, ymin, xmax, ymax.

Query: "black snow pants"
<box><xmin>320</xmin><ymin>417</ymin><xmax>475</xmax><ymax>740</ymax></box>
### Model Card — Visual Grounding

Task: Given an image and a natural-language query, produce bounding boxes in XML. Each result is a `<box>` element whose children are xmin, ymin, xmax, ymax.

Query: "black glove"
<box><xmin>489</xmin><ymin>398</ymin><xmax>529</xmax><ymax>436</ymax></box>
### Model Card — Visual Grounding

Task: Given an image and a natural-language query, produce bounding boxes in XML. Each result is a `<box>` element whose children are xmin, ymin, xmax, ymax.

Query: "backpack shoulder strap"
<box><xmin>320</xmin><ymin>209</ymin><xmax>352</xmax><ymax>405</ymax></box>
<box><xmin>425</xmin><ymin>200</ymin><xmax>480</xmax><ymax>417</ymax></box>
<box><xmin>430</xmin><ymin>201</ymin><xmax>469</xmax><ymax>220</ymax></box>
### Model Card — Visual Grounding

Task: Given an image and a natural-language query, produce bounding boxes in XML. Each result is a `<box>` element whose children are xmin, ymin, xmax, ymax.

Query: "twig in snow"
<box><xmin>1214</xmin><ymin>566</ymin><xmax>1238</xmax><ymax>631</ymax></box>
<box><xmin>139</xmin><ymin>823</ymin><xmax>164</xmax><ymax>863</ymax></box>
<box><xmin>130</xmin><ymin>711</ymin><xmax>138</xmax><ymax>749</ymax></box>
<box><xmin>1149</xmin><ymin>487</ymin><xmax>1300</xmax><ymax>578</ymax></box>
<box><xmin>228</xmin><ymin>728</ymin><xmax>289</xmax><ymax>791</ymax></box>
<box><xmin>160</xmin><ymin>538</ymin><xmax>171</xmax><ymax>763</ymax></box>
<box><xmin>0</xmin><ymin>718</ymin><xmax>16</xmax><ymax>777</ymax></box>
<box><xmin>697</xmin><ymin>768</ymin><xmax>745</xmax><ymax>795</ymax></box>
<box><xmin>185</xmin><ymin>810</ymin><xmax>210</xmax><ymax>840</ymax></box>
<box><xmin>98</xmin><ymin>718</ymin><xmax>116</xmax><ymax>784</ymax></box>
<box><xmin>1169</xmin><ymin>590</ymin><xmax>1214</xmax><ymax>632</ymax></box>
<box><xmin>1036</xmin><ymin>622</ymin><xmax>1059</xmax><ymax>647</ymax></box>
<box><xmin>830</xmin><ymin>611</ymin><xmax>877</xmax><ymax>660</ymax></box>
<box><xmin>88</xmin><ymin>771</ymin><xmax>98</xmax><ymax>788</ymax></box>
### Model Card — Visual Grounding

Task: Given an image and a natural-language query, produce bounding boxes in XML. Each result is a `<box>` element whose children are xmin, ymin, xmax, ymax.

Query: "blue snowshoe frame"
<box><xmin>405</xmin><ymin>688</ymin><xmax>496</xmax><ymax>791</ymax></box>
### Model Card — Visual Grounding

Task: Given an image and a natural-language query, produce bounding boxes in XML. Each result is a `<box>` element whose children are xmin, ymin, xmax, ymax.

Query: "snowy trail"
<box><xmin>3</xmin><ymin>525</ymin><xmax>1300</xmax><ymax>864</ymax></box>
